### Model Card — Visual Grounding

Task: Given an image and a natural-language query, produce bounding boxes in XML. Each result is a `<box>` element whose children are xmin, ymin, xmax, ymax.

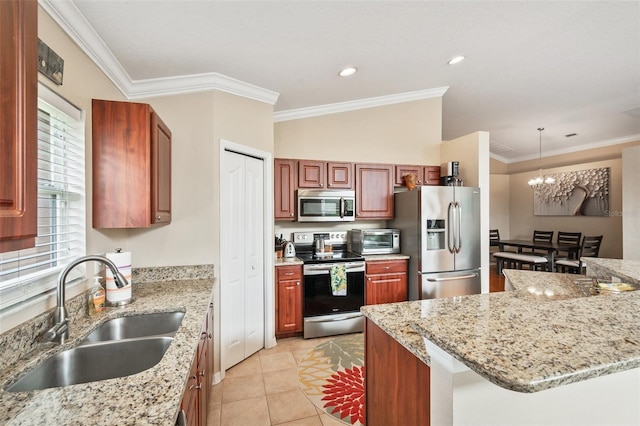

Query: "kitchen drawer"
<box><xmin>276</xmin><ymin>265</ymin><xmax>302</xmax><ymax>280</ymax></box>
<box><xmin>366</xmin><ymin>260</ymin><xmax>407</xmax><ymax>275</ymax></box>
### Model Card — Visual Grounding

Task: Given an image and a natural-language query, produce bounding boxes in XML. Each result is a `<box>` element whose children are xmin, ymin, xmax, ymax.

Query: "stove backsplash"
<box><xmin>274</xmin><ymin>220</ymin><xmax>387</xmax><ymax>245</ymax></box>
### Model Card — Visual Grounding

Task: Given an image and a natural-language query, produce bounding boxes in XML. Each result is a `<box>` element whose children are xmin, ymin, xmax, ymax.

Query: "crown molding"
<box><xmin>38</xmin><ymin>0</ymin><xmax>279</xmax><ymax>105</ymax></box>
<box><xmin>273</xmin><ymin>87</ymin><xmax>449</xmax><ymax>122</ymax></box>
<box><xmin>502</xmin><ymin>133</ymin><xmax>640</xmax><ymax>164</ymax></box>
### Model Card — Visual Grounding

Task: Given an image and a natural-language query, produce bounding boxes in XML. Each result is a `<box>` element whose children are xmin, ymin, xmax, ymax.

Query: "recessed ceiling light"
<box><xmin>339</xmin><ymin>67</ymin><xmax>357</xmax><ymax>77</ymax></box>
<box><xmin>448</xmin><ymin>55</ymin><xmax>465</xmax><ymax>65</ymax></box>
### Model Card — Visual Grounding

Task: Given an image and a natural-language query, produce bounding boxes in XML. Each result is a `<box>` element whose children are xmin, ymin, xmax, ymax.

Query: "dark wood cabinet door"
<box><xmin>365</xmin><ymin>260</ymin><xmax>408</xmax><ymax>305</ymax></box>
<box><xmin>423</xmin><ymin>165</ymin><xmax>441</xmax><ymax>186</ymax></box>
<box><xmin>274</xmin><ymin>159</ymin><xmax>297</xmax><ymax>220</ymax></box>
<box><xmin>276</xmin><ymin>265</ymin><xmax>303</xmax><ymax>335</ymax></box>
<box><xmin>0</xmin><ymin>0</ymin><xmax>37</xmax><ymax>253</ymax></box>
<box><xmin>394</xmin><ymin>165</ymin><xmax>424</xmax><ymax>187</ymax></box>
<box><xmin>92</xmin><ymin>99</ymin><xmax>172</xmax><ymax>228</ymax></box>
<box><xmin>355</xmin><ymin>164</ymin><xmax>394</xmax><ymax>219</ymax></box>
<box><xmin>327</xmin><ymin>161</ymin><xmax>353</xmax><ymax>189</ymax></box>
<box><xmin>298</xmin><ymin>160</ymin><xmax>325</xmax><ymax>188</ymax></box>
<box><xmin>151</xmin><ymin>110</ymin><xmax>172</xmax><ymax>224</ymax></box>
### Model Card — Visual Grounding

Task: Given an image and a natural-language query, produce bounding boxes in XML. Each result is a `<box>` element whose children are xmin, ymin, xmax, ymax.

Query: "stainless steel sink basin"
<box><xmin>7</xmin><ymin>337</ymin><xmax>173</xmax><ymax>392</ymax></box>
<box><xmin>82</xmin><ymin>311</ymin><xmax>185</xmax><ymax>343</ymax></box>
<box><xmin>6</xmin><ymin>311</ymin><xmax>185</xmax><ymax>393</ymax></box>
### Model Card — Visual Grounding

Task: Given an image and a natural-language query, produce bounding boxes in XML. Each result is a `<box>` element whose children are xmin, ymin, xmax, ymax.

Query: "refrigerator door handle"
<box><xmin>425</xmin><ymin>273</ymin><xmax>479</xmax><ymax>282</ymax></box>
<box><xmin>447</xmin><ymin>202</ymin><xmax>455</xmax><ymax>254</ymax></box>
<box><xmin>456</xmin><ymin>201</ymin><xmax>463</xmax><ymax>254</ymax></box>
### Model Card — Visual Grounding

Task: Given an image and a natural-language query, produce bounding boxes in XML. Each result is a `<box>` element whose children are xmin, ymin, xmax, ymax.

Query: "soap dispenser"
<box><xmin>88</xmin><ymin>277</ymin><xmax>106</xmax><ymax>316</ymax></box>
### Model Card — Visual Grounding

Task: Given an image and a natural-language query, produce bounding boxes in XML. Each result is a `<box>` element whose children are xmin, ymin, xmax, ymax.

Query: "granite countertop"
<box><xmin>274</xmin><ymin>257</ymin><xmax>303</xmax><ymax>266</ymax></box>
<box><xmin>0</xmin><ymin>278</ymin><xmax>214</xmax><ymax>425</ymax></box>
<box><xmin>362</xmin><ymin>261</ymin><xmax>640</xmax><ymax>394</ymax></box>
<box><xmin>274</xmin><ymin>253</ymin><xmax>410</xmax><ymax>267</ymax></box>
<box><xmin>362</xmin><ymin>254</ymin><xmax>410</xmax><ymax>261</ymax></box>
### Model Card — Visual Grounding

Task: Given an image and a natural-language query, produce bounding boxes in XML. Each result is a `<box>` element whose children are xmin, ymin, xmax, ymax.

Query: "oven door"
<box><xmin>303</xmin><ymin>262</ymin><xmax>365</xmax><ymax>317</ymax></box>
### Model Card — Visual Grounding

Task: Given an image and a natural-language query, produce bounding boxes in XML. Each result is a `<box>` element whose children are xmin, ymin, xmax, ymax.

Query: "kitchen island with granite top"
<box><xmin>361</xmin><ymin>258</ymin><xmax>640</xmax><ymax>426</ymax></box>
<box><xmin>0</xmin><ymin>269</ymin><xmax>214</xmax><ymax>426</ymax></box>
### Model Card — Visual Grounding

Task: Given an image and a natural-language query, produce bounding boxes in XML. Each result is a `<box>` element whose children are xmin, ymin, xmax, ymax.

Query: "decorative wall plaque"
<box><xmin>533</xmin><ymin>167</ymin><xmax>609</xmax><ymax>216</ymax></box>
<box><xmin>37</xmin><ymin>39</ymin><xmax>64</xmax><ymax>85</ymax></box>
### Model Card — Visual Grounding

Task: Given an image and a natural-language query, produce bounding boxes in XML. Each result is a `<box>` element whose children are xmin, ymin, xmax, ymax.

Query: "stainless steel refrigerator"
<box><xmin>392</xmin><ymin>186</ymin><xmax>481</xmax><ymax>300</ymax></box>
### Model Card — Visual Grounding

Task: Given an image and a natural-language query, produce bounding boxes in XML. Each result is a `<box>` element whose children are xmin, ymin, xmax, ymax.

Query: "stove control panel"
<box><xmin>293</xmin><ymin>231</ymin><xmax>348</xmax><ymax>245</ymax></box>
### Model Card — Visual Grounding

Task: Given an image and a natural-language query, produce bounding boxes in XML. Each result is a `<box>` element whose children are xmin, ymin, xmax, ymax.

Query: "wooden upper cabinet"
<box><xmin>298</xmin><ymin>160</ymin><xmax>325</xmax><ymax>188</ymax></box>
<box><xmin>298</xmin><ymin>160</ymin><xmax>354</xmax><ymax>189</ymax></box>
<box><xmin>0</xmin><ymin>0</ymin><xmax>38</xmax><ymax>253</ymax></box>
<box><xmin>92</xmin><ymin>99</ymin><xmax>172</xmax><ymax>228</ymax></box>
<box><xmin>423</xmin><ymin>165</ymin><xmax>441</xmax><ymax>186</ymax></box>
<box><xmin>274</xmin><ymin>159</ymin><xmax>297</xmax><ymax>220</ymax></box>
<box><xmin>355</xmin><ymin>163</ymin><xmax>394</xmax><ymax>219</ymax></box>
<box><xmin>327</xmin><ymin>161</ymin><xmax>353</xmax><ymax>189</ymax></box>
<box><xmin>395</xmin><ymin>165</ymin><xmax>423</xmax><ymax>187</ymax></box>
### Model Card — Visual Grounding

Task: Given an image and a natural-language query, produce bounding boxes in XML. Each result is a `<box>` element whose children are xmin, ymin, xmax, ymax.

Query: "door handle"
<box><xmin>456</xmin><ymin>202</ymin><xmax>462</xmax><ymax>254</ymax></box>
<box><xmin>447</xmin><ymin>202</ymin><xmax>455</xmax><ymax>254</ymax></box>
<box><xmin>426</xmin><ymin>273</ymin><xmax>478</xmax><ymax>282</ymax></box>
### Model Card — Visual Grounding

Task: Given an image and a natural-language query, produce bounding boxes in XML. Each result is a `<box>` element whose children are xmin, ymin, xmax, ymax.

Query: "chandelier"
<box><xmin>528</xmin><ymin>127</ymin><xmax>555</xmax><ymax>187</ymax></box>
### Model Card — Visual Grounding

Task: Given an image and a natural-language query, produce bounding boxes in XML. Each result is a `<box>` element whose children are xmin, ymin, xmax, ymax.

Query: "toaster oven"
<box><xmin>348</xmin><ymin>229</ymin><xmax>400</xmax><ymax>255</ymax></box>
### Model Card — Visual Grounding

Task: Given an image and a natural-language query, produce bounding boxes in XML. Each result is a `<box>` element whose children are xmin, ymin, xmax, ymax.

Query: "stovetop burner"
<box><xmin>296</xmin><ymin>250</ymin><xmax>364</xmax><ymax>264</ymax></box>
<box><xmin>292</xmin><ymin>231</ymin><xmax>364</xmax><ymax>264</ymax></box>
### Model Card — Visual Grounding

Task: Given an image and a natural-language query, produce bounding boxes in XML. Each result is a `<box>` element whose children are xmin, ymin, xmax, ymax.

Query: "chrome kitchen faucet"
<box><xmin>44</xmin><ymin>255</ymin><xmax>129</xmax><ymax>344</ymax></box>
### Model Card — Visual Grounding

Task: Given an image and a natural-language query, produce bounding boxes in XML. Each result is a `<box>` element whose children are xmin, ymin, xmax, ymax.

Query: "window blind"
<box><xmin>0</xmin><ymin>84</ymin><xmax>86</xmax><ymax>310</ymax></box>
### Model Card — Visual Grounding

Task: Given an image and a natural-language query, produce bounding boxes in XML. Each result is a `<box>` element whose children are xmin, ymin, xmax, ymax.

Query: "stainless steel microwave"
<box><xmin>348</xmin><ymin>229</ymin><xmax>400</xmax><ymax>255</ymax></box>
<box><xmin>297</xmin><ymin>189</ymin><xmax>355</xmax><ymax>222</ymax></box>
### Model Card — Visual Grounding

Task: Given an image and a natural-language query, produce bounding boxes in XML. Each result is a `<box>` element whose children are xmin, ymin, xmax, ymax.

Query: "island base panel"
<box><xmin>365</xmin><ymin>319</ymin><xmax>430</xmax><ymax>426</ymax></box>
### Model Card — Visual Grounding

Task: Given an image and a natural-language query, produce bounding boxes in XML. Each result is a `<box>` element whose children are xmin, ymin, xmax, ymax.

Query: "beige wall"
<box><xmin>622</xmin><ymin>146</ymin><xmax>640</xmax><ymax>260</ymax></box>
<box><xmin>490</xmin><ymin>174</ymin><xmax>510</xmax><ymax>239</ymax></box>
<box><xmin>274</xmin><ymin>98</ymin><xmax>442</xmax><ymax>164</ymax></box>
<box><xmin>509</xmin><ymin>159</ymin><xmax>622</xmax><ymax>259</ymax></box>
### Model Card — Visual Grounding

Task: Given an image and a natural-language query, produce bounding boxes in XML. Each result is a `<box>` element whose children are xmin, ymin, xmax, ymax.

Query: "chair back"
<box><xmin>533</xmin><ymin>230</ymin><xmax>554</xmax><ymax>243</ymax></box>
<box><xmin>489</xmin><ymin>229</ymin><xmax>500</xmax><ymax>247</ymax></box>
<box><xmin>557</xmin><ymin>232</ymin><xmax>582</xmax><ymax>259</ymax></box>
<box><xmin>580</xmin><ymin>235</ymin><xmax>603</xmax><ymax>258</ymax></box>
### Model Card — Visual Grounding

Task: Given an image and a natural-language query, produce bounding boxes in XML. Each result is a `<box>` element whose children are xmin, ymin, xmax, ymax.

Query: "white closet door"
<box><xmin>221</xmin><ymin>150</ymin><xmax>265</xmax><ymax>370</ymax></box>
<box><xmin>243</xmin><ymin>157</ymin><xmax>265</xmax><ymax>356</ymax></box>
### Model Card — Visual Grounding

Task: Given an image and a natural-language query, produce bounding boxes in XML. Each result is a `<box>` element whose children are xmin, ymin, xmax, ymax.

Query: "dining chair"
<box><xmin>489</xmin><ymin>229</ymin><xmax>501</xmax><ymax>247</ymax></box>
<box><xmin>556</xmin><ymin>235</ymin><xmax>603</xmax><ymax>274</ymax></box>
<box><xmin>556</xmin><ymin>231</ymin><xmax>582</xmax><ymax>260</ymax></box>
<box><xmin>521</xmin><ymin>230</ymin><xmax>554</xmax><ymax>256</ymax></box>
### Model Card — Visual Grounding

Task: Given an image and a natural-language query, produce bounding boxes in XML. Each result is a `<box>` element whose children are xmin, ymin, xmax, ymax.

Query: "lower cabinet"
<box><xmin>365</xmin><ymin>259</ymin><xmax>408</xmax><ymax>305</ymax></box>
<box><xmin>180</xmin><ymin>302</ymin><xmax>214</xmax><ymax>426</ymax></box>
<box><xmin>275</xmin><ymin>265</ymin><xmax>303</xmax><ymax>338</ymax></box>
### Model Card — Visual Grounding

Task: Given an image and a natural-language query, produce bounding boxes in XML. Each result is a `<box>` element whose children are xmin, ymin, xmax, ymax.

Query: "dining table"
<box><xmin>498</xmin><ymin>239</ymin><xmax>580</xmax><ymax>272</ymax></box>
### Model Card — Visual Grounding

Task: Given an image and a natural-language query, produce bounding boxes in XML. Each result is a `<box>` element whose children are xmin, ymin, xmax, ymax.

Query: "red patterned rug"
<box><xmin>297</xmin><ymin>333</ymin><xmax>365</xmax><ymax>425</ymax></box>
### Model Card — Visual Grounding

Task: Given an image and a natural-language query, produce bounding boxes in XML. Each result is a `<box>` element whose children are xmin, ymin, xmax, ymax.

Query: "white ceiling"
<box><xmin>43</xmin><ymin>0</ymin><xmax>640</xmax><ymax>162</ymax></box>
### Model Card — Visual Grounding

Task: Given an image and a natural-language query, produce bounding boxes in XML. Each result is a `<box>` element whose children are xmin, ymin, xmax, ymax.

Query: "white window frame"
<box><xmin>0</xmin><ymin>83</ymin><xmax>86</xmax><ymax>318</ymax></box>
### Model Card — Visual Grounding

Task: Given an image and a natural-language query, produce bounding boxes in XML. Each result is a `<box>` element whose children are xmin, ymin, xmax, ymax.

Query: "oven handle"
<box><xmin>304</xmin><ymin>262</ymin><xmax>365</xmax><ymax>275</ymax></box>
<box><xmin>305</xmin><ymin>313</ymin><xmax>363</xmax><ymax>323</ymax></box>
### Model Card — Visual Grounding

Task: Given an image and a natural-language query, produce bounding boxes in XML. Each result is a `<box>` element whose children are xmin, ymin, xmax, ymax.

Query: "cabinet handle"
<box><xmin>328</xmin><ymin>183</ymin><xmax>332</xmax><ymax>187</ymax></box>
<box><xmin>156</xmin><ymin>215</ymin><xmax>161</xmax><ymax>221</ymax></box>
<box><xmin>384</xmin><ymin>266</ymin><xmax>391</xmax><ymax>270</ymax></box>
<box><xmin>201</xmin><ymin>332</ymin><xmax>207</xmax><ymax>340</ymax></box>
<box><xmin>296</xmin><ymin>281</ymin><xmax>300</xmax><ymax>286</ymax></box>
<box><xmin>290</xmin><ymin>213</ymin><xmax>294</xmax><ymax>217</ymax></box>
<box><xmin>284</xmin><ymin>272</ymin><xmax>294</xmax><ymax>276</ymax></box>
<box><xmin>318</xmin><ymin>183</ymin><xmax>322</xmax><ymax>187</ymax></box>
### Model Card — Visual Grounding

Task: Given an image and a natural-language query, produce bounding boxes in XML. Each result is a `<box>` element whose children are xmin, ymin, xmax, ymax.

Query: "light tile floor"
<box><xmin>207</xmin><ymin>336</ymin><xmax>348</xmax><ymax>426</ymax></box>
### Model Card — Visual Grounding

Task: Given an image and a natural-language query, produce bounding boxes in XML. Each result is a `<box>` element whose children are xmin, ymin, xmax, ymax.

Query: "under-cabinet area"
<box><xmin>92</xmin><ymin>99</ymin><xmax>172</xmax><ymax>228</ymax></box>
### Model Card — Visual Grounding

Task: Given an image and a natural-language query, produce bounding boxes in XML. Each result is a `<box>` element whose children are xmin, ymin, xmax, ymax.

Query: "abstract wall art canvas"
<box><xmin>533</xmin><ymin>167</ymin><xmax>609</xmax><ymax>216</ymax></box>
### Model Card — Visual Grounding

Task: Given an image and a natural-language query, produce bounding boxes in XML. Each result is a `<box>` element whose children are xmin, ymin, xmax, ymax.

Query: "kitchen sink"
<box><xmin>82</xmin><ymin>311</ymin><xmax>185</xmax><ymax>343</ymax></box>
<box><xmin>6</xmin><ymin>337</ymin><xmax>173</xmax><ymax>392</ymax></box>
<box><xmin>5</xmin><ymin>311</ymin><xmax>185</xmax><ymax>393</ymax></box>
